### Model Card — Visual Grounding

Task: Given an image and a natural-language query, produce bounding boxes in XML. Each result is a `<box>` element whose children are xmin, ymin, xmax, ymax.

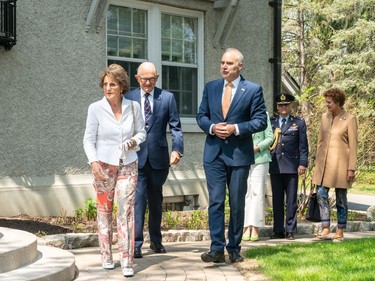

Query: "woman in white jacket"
<box><xmin>242</xmin><ymin>113</ymin><xmax>273</xmax><ymax>241</ymax></box>
<box><xmin>83</xmin><ymin>64</ymin><xmax>146</xmax><ymax>277</ymax></box>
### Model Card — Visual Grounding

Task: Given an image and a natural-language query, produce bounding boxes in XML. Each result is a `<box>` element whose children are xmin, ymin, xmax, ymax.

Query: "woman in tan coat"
<box><xmin>313</xmin><ymin>88</ymin><xmax>357</xmax><ymax>242</ymax></box>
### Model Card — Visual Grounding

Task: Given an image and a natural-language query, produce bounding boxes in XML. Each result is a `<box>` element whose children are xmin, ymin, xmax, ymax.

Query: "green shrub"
<box><xmin>185</xmin><ymin>210</ymin><xmax>208</xmax><ymax>230</ymax></box>
<box><xmin>162</xmin><ymin>210</ymin><xmax>179</xmax><ymax>229</ymax></box>
<box><xmin>84</xmin><ymin>198</ymin><xmax>97</xmax><ymax>221</ymax></box>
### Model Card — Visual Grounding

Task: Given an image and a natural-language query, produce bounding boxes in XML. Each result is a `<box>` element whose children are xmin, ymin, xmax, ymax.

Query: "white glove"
<box><xmin>120</xmin><ymin>139</ymin><xmax>133</xmax><ymax>152</ymax></box>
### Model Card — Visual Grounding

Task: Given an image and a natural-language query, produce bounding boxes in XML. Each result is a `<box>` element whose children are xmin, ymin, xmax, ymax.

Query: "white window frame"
<box><xmin>108</xmin><ymin>0</ymin><xmax>204</xmax><ymax>132</ymax></box>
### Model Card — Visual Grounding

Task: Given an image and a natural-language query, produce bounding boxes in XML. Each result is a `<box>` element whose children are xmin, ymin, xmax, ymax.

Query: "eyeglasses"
<box><xmin>138</xmin><ymin>77</ymin><xmax>157</xmax><ymax>83</ymax></box>
<box><xmin>277</xmin><ymin>104</ymin><xmax>290</xmax><ymax>107</ymax></box>
<box><xmin>103</xmin><ymin>82</ymin><xmax>119</xmax><ymax>89</ymax></box>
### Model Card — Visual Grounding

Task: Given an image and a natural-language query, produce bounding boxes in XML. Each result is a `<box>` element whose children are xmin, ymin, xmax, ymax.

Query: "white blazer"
<box><xmin>83</xmin><ymin>96</ymin><xmax>146</xmax><ymax>166</ymax></box>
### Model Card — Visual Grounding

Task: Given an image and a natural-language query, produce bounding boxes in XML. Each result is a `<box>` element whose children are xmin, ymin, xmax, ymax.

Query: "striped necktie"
<box><xmin>144</xmin><ymin>93</ymin><xmax>152</xmax><ymax>128</ymax></box>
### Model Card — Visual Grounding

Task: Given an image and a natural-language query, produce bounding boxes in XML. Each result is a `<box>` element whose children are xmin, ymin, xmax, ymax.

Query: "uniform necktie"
<box><xmin>144</xmin><ymin>93</ymin><xmax>152</xmax><ymax>128</ymax></box>
<box><xmin>222</xmin><ymin>82</ymin><xmax>233</xmax><ymax>118</ymax></box>
<box><xmin>281</xmin><ymin>118</ymin><xmax>286</xmax><ymax>131</ymax></box>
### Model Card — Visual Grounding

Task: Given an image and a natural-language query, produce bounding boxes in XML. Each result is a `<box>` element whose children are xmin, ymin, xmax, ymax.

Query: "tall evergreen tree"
<box><xmin>282</xmin><ymin>0</ymin><xmax>375</xmax><ymax>178</ymax></box>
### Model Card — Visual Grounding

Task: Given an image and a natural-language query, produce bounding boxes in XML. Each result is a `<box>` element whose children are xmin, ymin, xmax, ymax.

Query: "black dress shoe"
<box><xmin>201</xmin><ymin>251</ymin><xmax>225</xmax><ymax>263</ymax></box>
<box><xmin>270</xmin><ymin>232</ymin><xmax>285</xmax><ymax>239</ymax></box>
<box><xmin>286</xmin><ymin>233</ymin><xmax>295</xmax><ymax>240</ymax></box>
<box><xmin>150</xmin><ymin>242</ymin><xmax>167</xmax><ymax>253</ymax></box>
<box><xmin>228</xmin><ymin>252</ymin><xmax>244</xmax><ymax>263</ymax></box>
<box><xmin>134</xmin><ymin>247</ymin><xmax>143</xmax><ymax>258</ymax></box>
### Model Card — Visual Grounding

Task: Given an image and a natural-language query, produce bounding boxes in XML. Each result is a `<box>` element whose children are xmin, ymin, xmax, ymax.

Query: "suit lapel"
<box><xmin>134</xmin><ymin>89</ymin><xmax>142</xmax><ymax>104</ymax></box>
<box><xmin>149</xmin><ymin>88</ymin><xmax>162</xmax><ymax>128</ymax></box>
<box><xmin>213</xmin><ymin>80</ymin><xmax>225</xmax><ymax>119</ymax></box>
<box><xmin>225</xmin><ymin>77</ymin><xmax>246</xmax><ymax>118</ymax></box>
<box><xmin>282</xmin><ymin>116</ymin><xmax>293</xmax><ymax>133</ymax></box>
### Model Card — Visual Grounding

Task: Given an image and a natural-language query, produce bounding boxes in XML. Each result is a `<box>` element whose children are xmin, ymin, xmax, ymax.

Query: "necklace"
<box><xmin>332</xmin><ymin>108</ymin><xmax>343</xmax><ymax>118</ymax></box>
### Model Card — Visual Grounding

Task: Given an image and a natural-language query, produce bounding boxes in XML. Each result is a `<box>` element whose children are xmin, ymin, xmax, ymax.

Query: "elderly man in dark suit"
<box><xmin>126</xmin><ymin>62</ymin><xmax>183</xmax><ymax>258</ymax></box>
<box><xmin>269</xmin><ymin>93</ymin><xmax>308</xmax><ymax>240</ymax></box>
<box><xmin>197</xmin><ymin>48</ymin><xmax>267</xmax><ymax>263</ymax></box>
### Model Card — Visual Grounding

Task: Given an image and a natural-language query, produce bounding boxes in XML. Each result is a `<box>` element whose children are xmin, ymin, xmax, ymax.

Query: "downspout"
<box><xmin>269</xmin><ymin>0</ymin><xmax>282</xmax><ymax>113</ymax></box>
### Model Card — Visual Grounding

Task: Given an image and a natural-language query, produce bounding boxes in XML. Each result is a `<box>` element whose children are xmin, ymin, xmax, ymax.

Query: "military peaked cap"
<box><xmin>275</xmin><ymin>93</ymin><xmax>295</xmax><ymax>104</ymax></box>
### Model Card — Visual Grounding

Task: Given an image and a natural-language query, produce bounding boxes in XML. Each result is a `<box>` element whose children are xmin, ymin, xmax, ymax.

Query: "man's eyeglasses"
<box><xmin>138</xmin><ymin>77</ymin><xmax>158</xmax><ymax>83</ymax></box>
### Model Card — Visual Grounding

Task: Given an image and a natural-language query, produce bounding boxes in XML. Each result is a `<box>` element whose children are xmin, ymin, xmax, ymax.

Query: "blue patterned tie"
<box><xmin>144</xmin><ymin>93</ymin><xmax>152</xmax><ymax>128</ymax></box>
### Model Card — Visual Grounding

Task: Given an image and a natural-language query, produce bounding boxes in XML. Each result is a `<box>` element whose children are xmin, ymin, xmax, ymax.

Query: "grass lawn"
<box><xmin>351</xmin><ymin>169</ymin><xmax>375</xmax><ymax>195</ymax></box>
<box><xmin>350</xmin><ymin>183</ymin><xmax>375</xmax><ymax>195</ymax></box>
<box><xmin>243</xmin><ymin>237</ymin><xmax>375</xmax><ymax>281</ymax></box>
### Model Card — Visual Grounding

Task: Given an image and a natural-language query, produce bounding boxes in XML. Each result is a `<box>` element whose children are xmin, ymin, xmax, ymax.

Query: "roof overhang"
<box><xmin>85</xmin><ymin>0</ymin><xmax>109</xmax><ymax>33</ymax></box>
<box><xmin>212</xmin><ymin>0</ymin><xmax>240</xmax><ymax>48</ymax></box>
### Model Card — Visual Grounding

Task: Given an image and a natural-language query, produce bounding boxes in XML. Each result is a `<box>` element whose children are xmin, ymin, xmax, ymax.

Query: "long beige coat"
<box><xmin>312</xmin><ymin>110</ymin><xmax>357</xmax><ymax>189</ymax></box>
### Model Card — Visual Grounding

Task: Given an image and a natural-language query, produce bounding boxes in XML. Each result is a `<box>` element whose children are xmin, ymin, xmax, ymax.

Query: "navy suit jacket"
<box><xmin>269</xmin><ymin>115</ymin><xmax>309</xmax><ymax>174</ymax></box>
<box><xmin>196</xmin><ymin>75</ymin><xmax>267</xmax><ymax>166</ymax></box>
<box><xmin>126</xmin><ymin>87</ymin><xmax>183</xmax><ymax>170</ymax></box>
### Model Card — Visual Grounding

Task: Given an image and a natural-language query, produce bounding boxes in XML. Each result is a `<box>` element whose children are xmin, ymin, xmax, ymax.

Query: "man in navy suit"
<box><xmin>269</xmin><ymin>93</ymin><xmax>308</xmax><ymax>240</ymax></box>
<box><xmin>126</xmin><ymin>62</ymin><xmax>183</xmax><ymax>258</ymax></box>
<box><xmin>196</xmin><ymin>48</ymin><xmax>267</xmax><ymax>263</ymax></box>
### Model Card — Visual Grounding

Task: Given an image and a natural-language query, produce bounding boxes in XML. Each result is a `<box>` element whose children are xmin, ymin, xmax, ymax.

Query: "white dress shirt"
<box><xmin>221</xmin><ymin>75</ymin><xmax>241</xmax><ymax>104</ymax></box>
<box><xmin>83</xmin><ymin>97</ymin><xmax>146</xmax><ymax>166</ymax></box>
<box><xmin>279</xmin><ymin>115</ymin><xmax>290</xmax><ymax>127</ymax></box>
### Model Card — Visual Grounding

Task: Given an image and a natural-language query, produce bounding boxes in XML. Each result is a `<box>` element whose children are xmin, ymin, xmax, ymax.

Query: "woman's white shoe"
<box><xmin>122</xmin><ymin>267</ymin><xmax>134</xmax><ymax>277</ymax></box>
<box><xmin>102</xmin><ymin>262</ymin><xmax>115</xmax><ymax>269</ymax></box>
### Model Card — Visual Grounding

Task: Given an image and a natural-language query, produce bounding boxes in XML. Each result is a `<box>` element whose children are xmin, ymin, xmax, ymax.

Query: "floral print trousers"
<box><xmin>316</xmin><ymin>185</ymin><xmax>348</xmax><ymax>229</ymax></box>
<box><xmin>93</xmin><ymin>160</ymin><xmax>137</xmax><ymax>269</ymax></box>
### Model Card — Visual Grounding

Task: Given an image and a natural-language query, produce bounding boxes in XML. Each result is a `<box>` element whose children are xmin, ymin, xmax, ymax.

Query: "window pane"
<box><xmin>161</xmin><ymin>13</ymin><xmax>197</xmax><ymax>64</ymax></box>
<box><xmin>119</xmin><ymin>37</ymin><xmax>132</xmax><ymax>57</ymax></box>
<box><xmin>161</xmin><ymin>14</ymin><xmax>170</xmax><ymax>37</ymax></box>
<box><xmin>183</xmin><ymin>18</ymin><xmax>197</xmax><ymax>64</ymax></box>
<box><xmin>162</xmin><ymin>66</ymin><xmax>197</xmax><ymax>116</ymax></box>
<box><xmin>118</xmin><ymin>7</ymin><xmax>131</xmax><ymax>35</ymax></box>
<box><xmin>171</xmin><ymin>16</ymin><xmax>183</xmax><ymax>39</ymax></box>
<box><xmin>107</xmin><ymin>6</ymin><xmax>118</xmax><ymax>34</ymax></box>
<box><xmin>133</xmin><ymin>10</ymin><xmax>146</xmax><ymax>36</ymax></box>
<box><xmin>172</xmin><ymin>40</ymin><xmax>183</xmax><ymax>62</ymax></box>
<box><xmin>184</xmin><ymin>41</ymin><xmax>196</xmax><ymax>63</ymax></box>
<box><xmin>108</xmin><ymin>60</ymin><xmax>140</xmax><ymax>90</ymax></box>
<box><xmin>184</xmin><ymin>18</ymin><xmax>196</xmax><ymax>41</ymax></box>
<box><xmin>162</xmin><ymin>38</ymin><xmax>170</xmax><ymax>61</ymax></box>
<box><xmin>133</xmin><ymin>38</ymin><xmax>147</xmax><ymax>58</ymax></box>
<box><xmin>108</xmin><ymin>35</ymin><xmax>118</xmax><ymax>56</ymax></box>
<box><xmin>107</xmin><ymin>5</ymin><xmax>147</xmax><ymax>59</ymax></box>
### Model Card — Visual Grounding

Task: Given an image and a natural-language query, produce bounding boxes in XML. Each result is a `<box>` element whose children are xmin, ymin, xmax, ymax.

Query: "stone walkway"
<box><xmin>68</xmin><ymin>231</ymin><xmax>375</xmax><ymax>281</ymax></box>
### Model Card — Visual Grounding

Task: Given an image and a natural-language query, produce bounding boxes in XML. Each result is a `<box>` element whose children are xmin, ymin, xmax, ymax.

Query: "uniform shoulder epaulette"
<box><xmin>292</xmin><ymin>115</ymin><xmax>303</xmax><ymax>121</ymax></box>
<box><xmin>270</xmin><ymin>116</ymin><xmax>277</xmax><ymax>121</ymax></box>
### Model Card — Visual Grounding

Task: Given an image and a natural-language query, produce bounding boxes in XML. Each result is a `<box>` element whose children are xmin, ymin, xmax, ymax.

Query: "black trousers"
<box><xmin>270</xmin><ymin>173</ymin><xmax>298</xmax><ymax>234</ymax></box>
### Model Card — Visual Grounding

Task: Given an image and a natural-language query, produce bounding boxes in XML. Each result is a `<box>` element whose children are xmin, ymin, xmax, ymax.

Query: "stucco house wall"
<box><xmin>0</xmin><ymin>0</ymin><xmax>275</xmax><ymax>216</ymax></box>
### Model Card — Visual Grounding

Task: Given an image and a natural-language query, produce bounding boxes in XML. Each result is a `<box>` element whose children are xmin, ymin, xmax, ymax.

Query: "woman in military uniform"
<box><xmin>269</xmin><ymin>93</ymin><xmax>309</xmax><ymax>240</ymax></box>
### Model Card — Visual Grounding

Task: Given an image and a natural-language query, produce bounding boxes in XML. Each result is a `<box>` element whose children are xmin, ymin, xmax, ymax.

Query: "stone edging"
<box><xmin>37</xmin><ymin>221</ymin><xmax>375</xmax><ymax>250</ymax></box>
